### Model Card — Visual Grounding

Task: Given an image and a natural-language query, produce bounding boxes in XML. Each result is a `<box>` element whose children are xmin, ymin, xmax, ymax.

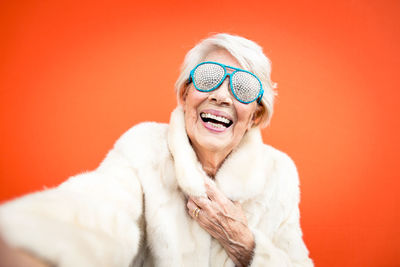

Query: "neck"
<box><xmin>191</xmin><ymin>143</ymin><xmax>231</xmax><ymax>178</ymax></box>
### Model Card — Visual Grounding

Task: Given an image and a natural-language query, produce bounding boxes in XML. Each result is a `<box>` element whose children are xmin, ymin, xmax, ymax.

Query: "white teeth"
<box><xmin>207</xmin><ymin>122</ymin><xmax>226</xmax><ymax>128</ymax></box>
<box><xmin>200</xmin><ymin>113</ymin><xmax>231</xmax><ymax>124</ymax></box>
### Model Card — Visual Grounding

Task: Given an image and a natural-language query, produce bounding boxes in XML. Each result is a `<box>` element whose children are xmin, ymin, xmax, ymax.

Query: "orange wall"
<box><xmin>0</xmin><ymin>1</ymin><xmax>399</xmax><ymax>266</ymax></box>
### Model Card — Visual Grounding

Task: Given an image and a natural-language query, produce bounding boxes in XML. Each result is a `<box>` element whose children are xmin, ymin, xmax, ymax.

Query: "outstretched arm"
<box><xmin>0</xmin><ymin>236</ymin><xmax>51</xmax><ymax>267</ymax></box>
<box><xmin>0</xmin><ymin>148</ymin><xmax>144</xmax><ymax>267</ymax></box>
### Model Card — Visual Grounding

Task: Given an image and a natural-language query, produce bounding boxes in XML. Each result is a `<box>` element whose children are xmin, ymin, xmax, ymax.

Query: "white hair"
<box><xmin>175</xmin><ymin>33</ymin><xmax>277</xmax><ymax>128</ymax></box>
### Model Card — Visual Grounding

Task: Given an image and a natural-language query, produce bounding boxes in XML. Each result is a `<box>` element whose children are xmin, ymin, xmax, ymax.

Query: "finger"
<box><xmin>188</xmin><ymin>201</ymin><xmax>232</xmax><ymax>243</ymax></box>
<box><xmin>187</xmin><ymin>198</ymin><xmax>199</xmax><ymax>218</ymax></box>
<box><xmin>191</xmin><ymin>197</ymin><xmax>221</xmax><ymax>225</ymax></box>
<box><xmin>190</xmin><ymin>196</ymin><xmax>212</xmax><ymax>212</ymax></box>
<box><xmin>204</xmin><ymin>180</ymin><xmax>229</xmax><ymax>204</ymax></box>
<box><xmin>204</xmin><ymin>180</ymin><xmax>219</xmax><ymax>201</ymax></box>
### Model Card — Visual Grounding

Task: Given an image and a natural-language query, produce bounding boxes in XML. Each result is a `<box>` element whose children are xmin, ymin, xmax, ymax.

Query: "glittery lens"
<box><xmin>192</xmin><ymin>63</ymin><xmax>261</xmax><ymax>103</ymax></box>
<box><xmin>231</xmin><ymin>71</ymin><xmax>261</xmax><ymax>103</ymax></box>
<box><xmin>193</xmin><ymin>63</ymin><xmax>225</xmax><ymax>91</ymax></box>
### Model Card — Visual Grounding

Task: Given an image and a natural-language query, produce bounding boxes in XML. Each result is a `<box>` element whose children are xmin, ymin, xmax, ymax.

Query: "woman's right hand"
<box><xmin>0</xmin><ymin>236</ymin><xmax>51</xmax><ymax>267</ymax></box>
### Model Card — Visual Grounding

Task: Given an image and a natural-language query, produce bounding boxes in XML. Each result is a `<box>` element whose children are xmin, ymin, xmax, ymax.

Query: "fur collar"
<box><xmin>168</xmin><ymin>106</ymin><xmax>269</xmax><ymax>201</ymax></box>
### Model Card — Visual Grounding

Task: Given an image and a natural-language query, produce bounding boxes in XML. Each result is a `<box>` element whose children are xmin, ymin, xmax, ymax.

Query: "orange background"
<box><xmin>0</xmin><ymin>1</ymin><xmax>399</xmax><ymax>266</ymax></box>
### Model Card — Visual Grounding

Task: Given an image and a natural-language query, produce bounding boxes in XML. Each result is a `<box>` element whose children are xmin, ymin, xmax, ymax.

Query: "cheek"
<box><xmin>235</xmin><ymin>103</ymin><xmax>257</xmax><ymax>129</ymax></box>
<box><xmin>184</xmin><ymin>87</ymin><xmax>207</xmax><ymax>112</ymax></box>
<box><xmin>183</xmin><ymin>87</ymin><xmax>207</xmax><ymax>126</ymax></box>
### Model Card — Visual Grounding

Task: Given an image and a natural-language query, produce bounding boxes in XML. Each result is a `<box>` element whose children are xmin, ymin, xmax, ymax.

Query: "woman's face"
<box><xmin>181</xmin><ymin>49</ymin><xmax>258</xmax><ymax>154</ymax></box>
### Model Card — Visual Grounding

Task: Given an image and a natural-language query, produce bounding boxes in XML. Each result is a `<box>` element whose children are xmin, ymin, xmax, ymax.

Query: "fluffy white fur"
<box><xmin>0</xmin><ymin>107</ymin><xmax>313</xmax><ymax>266</ymax></box>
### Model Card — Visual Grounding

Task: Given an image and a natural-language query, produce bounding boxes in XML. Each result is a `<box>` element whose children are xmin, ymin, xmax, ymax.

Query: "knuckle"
<box><xmin>209</xmin><ymin>211</ymin><xmax>217</xmax><ymax>220</ymax></box>
<box><xmin>221</xmin><ymin>200</ymin><xmax>230</xmax><ymax>208</ymax></box>
<box><xmin>198</xmin><ymin>197</ymin><xmax>209</xmax><ymax>207</ymax></box>
<box><xmin>204</xmin><ymin>202</ymin><xmax>212</xmax><ymax>211</ymax></box>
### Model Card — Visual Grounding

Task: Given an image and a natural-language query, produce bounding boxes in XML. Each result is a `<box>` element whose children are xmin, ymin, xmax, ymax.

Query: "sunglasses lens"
<box><xmin>231</xmin><ymin>71</ymin><xmax>261</xmax><ymax>103</ymax></box>
<box><xmin>193</xmin><ymin>63</ymin><xmax>225</xmax><ymax>91</ymax></box>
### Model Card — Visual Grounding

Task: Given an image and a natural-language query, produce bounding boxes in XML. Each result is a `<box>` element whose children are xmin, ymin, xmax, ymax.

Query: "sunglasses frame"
<box><xmin>189</xmin><ymin>61</ymin><xmax>264</xmax><ymax>104</ymax></box>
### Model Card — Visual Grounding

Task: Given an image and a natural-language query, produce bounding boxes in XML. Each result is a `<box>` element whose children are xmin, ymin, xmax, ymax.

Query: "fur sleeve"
<box><xmin>0</xmin><ymin>148</ymin><xmax>144</xmax><ymax>267</ymax></box>
<box><xmin>249</xmin><ymin>152</ymin><xmax>313</xmax><ymax>267</ymax></box>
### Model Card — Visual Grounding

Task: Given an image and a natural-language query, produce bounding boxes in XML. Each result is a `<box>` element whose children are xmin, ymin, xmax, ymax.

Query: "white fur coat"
<box><xmin>0</xmin><ymin>107</ymin><xmax>313</xmax><ymax>267</ymax></box>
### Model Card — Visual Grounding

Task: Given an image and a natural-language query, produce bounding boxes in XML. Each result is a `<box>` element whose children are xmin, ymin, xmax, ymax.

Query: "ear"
<box><xmin>179</xmin><ymin>83</ymin><xmax>189</xmax><ymax>107</ymax></box>
<box><xmin>248</xmin><ymin>104</ymin><xmax>264</xmax><ymax>129</ymax></box>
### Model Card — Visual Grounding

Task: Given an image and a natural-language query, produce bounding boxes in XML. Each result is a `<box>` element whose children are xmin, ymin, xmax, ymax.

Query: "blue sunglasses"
<box><xmin>188</xmin><ymin>61</ymin><xmax>264</xmax><ymax>104</ymax></box>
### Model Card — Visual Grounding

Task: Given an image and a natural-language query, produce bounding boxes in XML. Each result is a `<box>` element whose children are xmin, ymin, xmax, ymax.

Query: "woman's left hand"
<box><xmin>187</xmin><ymin>179</ymin><xmax>255</xmax><ymax>267</ymax></box>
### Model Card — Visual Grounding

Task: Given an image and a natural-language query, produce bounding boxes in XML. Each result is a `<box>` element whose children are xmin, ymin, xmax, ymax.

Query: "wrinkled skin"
<box><xmin>187</xmin><ymin>179</ymin><xmax>255</xmax><ymax>267</ymax></box>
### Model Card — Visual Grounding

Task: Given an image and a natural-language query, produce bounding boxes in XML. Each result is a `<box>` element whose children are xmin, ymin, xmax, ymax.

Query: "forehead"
<box><xmin>203</xmin><ymin>49</ymin><xmax>242</xmax><ymax>69</ymax></box>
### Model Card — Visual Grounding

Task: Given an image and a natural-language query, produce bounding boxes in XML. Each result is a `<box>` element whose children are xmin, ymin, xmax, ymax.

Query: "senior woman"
<box><xmin>0</xmin><ymin>33</ymin><xmax>313</xmax><ymax>267</ymax></box>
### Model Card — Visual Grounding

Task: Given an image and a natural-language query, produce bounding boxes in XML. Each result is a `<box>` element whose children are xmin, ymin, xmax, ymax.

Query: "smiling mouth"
<box><xmin>200</xmin><ymin>112</ymin><xmax>233</xmax><ymax>129</ymax></box>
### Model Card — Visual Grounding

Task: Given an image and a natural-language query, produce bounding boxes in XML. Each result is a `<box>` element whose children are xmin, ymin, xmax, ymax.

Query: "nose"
<box><xmin>208</xmin><ymin>78</ymin><xmax>233</xmax><ymax>105</ymax></box>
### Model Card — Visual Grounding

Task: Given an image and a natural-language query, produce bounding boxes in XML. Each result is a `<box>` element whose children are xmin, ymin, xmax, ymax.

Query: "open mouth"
<box><xmin>200</xmin><ymin>112</ymin><xmax>233</xmax><ymax>129</ymax></box>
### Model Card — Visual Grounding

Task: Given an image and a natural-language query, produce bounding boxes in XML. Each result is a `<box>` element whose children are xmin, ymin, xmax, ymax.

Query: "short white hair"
<box><xmin>175</xmin><ymin>33</ymin><xmax>277</xmax><ymax>128</ymax></box>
